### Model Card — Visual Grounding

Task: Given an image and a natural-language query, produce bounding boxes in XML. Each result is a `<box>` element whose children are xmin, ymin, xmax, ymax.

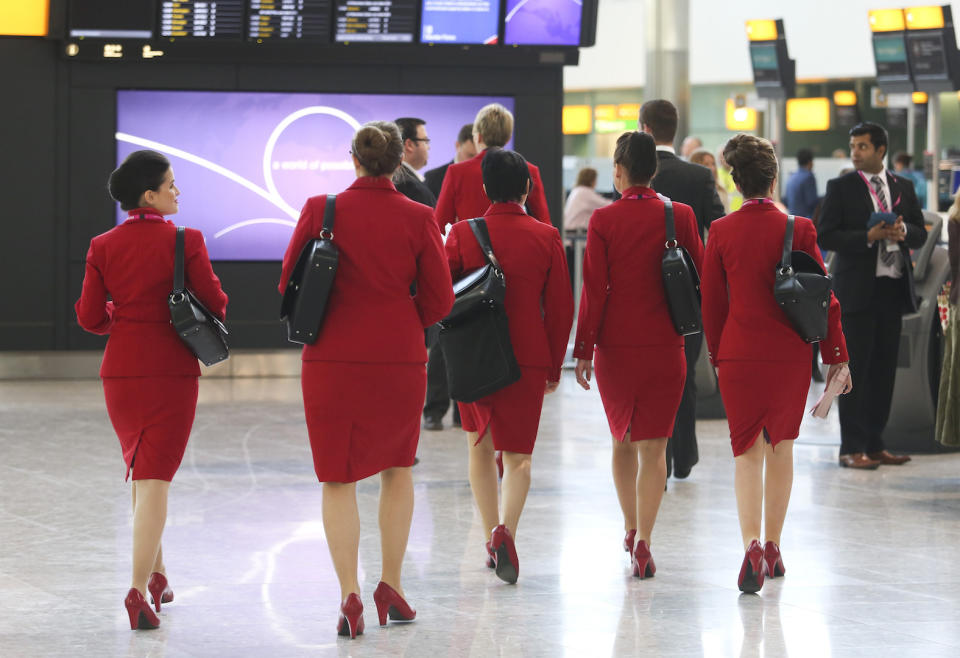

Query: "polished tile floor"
<box><xmin>1</xmin><ymin>373</ymin><xmax>959</xmax><ymax>657</ymax></box>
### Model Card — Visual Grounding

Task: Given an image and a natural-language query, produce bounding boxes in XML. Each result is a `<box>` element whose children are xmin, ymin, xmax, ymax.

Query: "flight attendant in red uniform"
<box><xmin>434</xmin><ymin>103</ymin><xmax>551</xmax><ymax>234</ymax></box>
<box><xmin>445</xmin><ymin>148</ymin><xmax>573</xmax><ymax>584</ymax></box>
<box><xmin>75</xmin><ymin>150</ymin><xmax>228</xmax><ymax>630</ymax></box>
<box><xmin>701</xmin><ymin>135</ymin><xmax>851</xmax><ymax>593</ymax></box>
<box><xmin>573</xmin><ymin>131</ymin><xmax>703</xmax><ymax>579</ymax></box>
<box><xmin>279</xmin><ymin>122</ymin><xmax>453</xmax><ymax>638</ymax></box>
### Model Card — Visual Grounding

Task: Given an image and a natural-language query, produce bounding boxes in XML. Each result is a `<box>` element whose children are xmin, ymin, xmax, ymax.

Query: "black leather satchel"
<box><xmin>660</xmin><ymin>195</ymin><xmax>703</xmax><ymax>335</ymax></box>
<box><xmin>773</xmin><ymin>215</ymin><xmax>832</xmax><ymax>343</ymax></box>
<box><xmin>168</xmin><ymin>226</ymin><xmax>229</xmax><ymax>366</ymax></box>
<box><xmin>438</xmin><ymin>218</ymin><xmax>522</xmax><ymax>403</ymax></box>
<box><xmin>280</xmin><ymin>195</ymin><xmax>339</xmax><ymax>345</ymax></box>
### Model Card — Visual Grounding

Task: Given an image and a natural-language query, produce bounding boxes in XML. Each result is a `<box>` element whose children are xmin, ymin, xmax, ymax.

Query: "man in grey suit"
<box><xmin>639</xmin><ymin>99</ymin><xmax>726</xmax><ymax>479</ymax></box>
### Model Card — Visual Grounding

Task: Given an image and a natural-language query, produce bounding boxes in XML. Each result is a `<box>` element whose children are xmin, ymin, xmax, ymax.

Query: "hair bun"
<box><xmin>351</xmin><ymin>121</ymin><xmax>403</xmax><ymax>177</ymax></box>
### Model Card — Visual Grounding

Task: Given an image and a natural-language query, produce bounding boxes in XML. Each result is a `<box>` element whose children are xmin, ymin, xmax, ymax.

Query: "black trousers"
<box><xmin>837</xmin><ymin>278</ymin><xmax>904</xmax><ymax>455</ymax></box>
<box><xmin>423</xmin><ymin>331</ymin><xmax>458</xmax><ymax>422</ymax></box>
<box><xmin>666</xmin><ymin>332</ymin><xmax>701</xmax><ymax>477</ymax></box>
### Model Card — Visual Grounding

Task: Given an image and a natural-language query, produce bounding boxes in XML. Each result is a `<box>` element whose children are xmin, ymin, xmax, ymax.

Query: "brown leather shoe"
<box><xmin>838</xmin><ymin>453</ymin><xmax>881</xmax><ymax>469</ymax></box>
<box><xmin>867</xmin><ymin>450</ymin><xmax>912</xmax><ymax>465</ymax></box>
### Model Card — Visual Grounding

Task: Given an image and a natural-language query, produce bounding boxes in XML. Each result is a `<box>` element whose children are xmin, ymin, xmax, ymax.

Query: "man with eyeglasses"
<box><xmin>393</xmin><ymin>117</ymin><xmax>436</xmax><ymax>208</ymax></box>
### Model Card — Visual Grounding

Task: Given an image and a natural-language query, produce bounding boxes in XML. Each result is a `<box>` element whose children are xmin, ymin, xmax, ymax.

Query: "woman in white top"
<box><xmin>564</xmin><ymin>168</ymin><xmax>611</xmax><ymax>233</ymax></box>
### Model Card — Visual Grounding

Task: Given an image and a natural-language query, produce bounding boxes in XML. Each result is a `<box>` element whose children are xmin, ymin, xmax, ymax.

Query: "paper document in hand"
<box><xmin>810</xmin><ymin>365</ymin><xmax>849</xmax><ymax>419</ymax></box>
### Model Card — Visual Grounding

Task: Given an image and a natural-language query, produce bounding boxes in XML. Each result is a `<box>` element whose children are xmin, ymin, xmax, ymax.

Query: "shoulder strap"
<box><xmin>658</xmin><ymin>194</ymin><xmax>676</xmax><ymax>244</ymax></box>
<box><xmin>467</xmin><ymin>218</ymin><xmax>504</xmax><ymax>273</ymax></box>
<box><xmin>321</xmin><ymin>194</ymin><xmax>336</xmax><ymax>236</ymax></box>
<box><xmin>174</xmin><ymin>226</ymin><xmax>185</xmax><ymax>292</ymax></box>
<box><xmin>780</xmin><ymin>215</ymin><xmax>795</xmax><ymax>271</ymax></box>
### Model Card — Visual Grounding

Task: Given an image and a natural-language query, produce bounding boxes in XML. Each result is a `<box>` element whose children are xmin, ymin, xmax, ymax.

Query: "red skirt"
<box><xmin>458</xmin><ymin>366</ymin><xmax>548</xmax><ymax>454</ymax></box>
<box><xmin>103</xmin><ymin>376</ymin><xmax>199</xmax><ymax>482</ymax></box>
<box><xmin>594</xmin><ymin>345</ymin><xmax>686</xmax><ymax>441</ymax></box>
<box><xmin>302</xmin><ymin>361</ymin><xmax>425</xmax><ymax>483</ymax></box>
<box><xmin>717</xmin><ymin>360</ymin><xmax>811</xmax><ymax>456</ymax></box>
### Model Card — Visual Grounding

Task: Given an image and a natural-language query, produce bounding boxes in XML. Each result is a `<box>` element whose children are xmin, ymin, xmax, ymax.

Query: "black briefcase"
<box><xmin>438</xmin><ymin>218</ymin><xmax>521</xmax><ymax>403</ymax></box>
<box><xmin>168</xmin><ymin>226</ymin><xmax>229</xmax><ymax>366</ymax></box>
<box><xmin>660</xmin><ymin>196</ymin><xmax>703</xmax><ymax>335</ymax></box>
<box><xmin>773</xmin><ymin>215</ymin><xmax>832</xmax><ymax>343</ymax></box>
<box><xmin>280</xmin><ymin>195</ymin><xmax>339</xmax><ymax>345</ymax></box>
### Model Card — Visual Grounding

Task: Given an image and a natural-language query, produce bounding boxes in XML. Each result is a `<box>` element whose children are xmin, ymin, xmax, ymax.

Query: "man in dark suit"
<box><xmin>818</xmin><ymin>122</ymin><xmax>925</xmax><ymax>469</ymax></box>
<box><xmin>423</xmin><ymin>123</ymin><xmax>477</xmax><ymax>200</ymax></box>
<box><xmin>639</xmin><ymin>99</ymin><xmax>726</xmax><ymax>479</ymax></box>
<box><xmin>393</xmin><ymin>117</ymin><xmax>436</xmax><ymax>207</ymax></box>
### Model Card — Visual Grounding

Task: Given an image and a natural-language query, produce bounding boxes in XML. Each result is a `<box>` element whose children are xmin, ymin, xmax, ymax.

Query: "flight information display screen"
<box><xmin>749</xmin><ymin>43</ymin><xmax>780</xmax><ymax>84</ymax></box>
<box><xmin>907</xmin><ymin>32</ymin><xmax>949</xmax><ymax>79</ymax></box>
<box><xmin>248</xmin><ymin>0</ymin><xmax>333</xmax><ymax>40</ymax></box>
<box><xmin>116</xmin><ymin>90</ymin><xmax>514</xmax><ymax>260</ymax></box>
<box><xmin>504</xmin><ymin>0</ymin><xmax>581</xmax><ymax>46</ymax></box>
<box><xmin>159</xmin><ymin>1</ymin><xmax>246</xmax><ymax>38</ymax></box>
<box><xmin>69</xmin><ymin>0</ymin><xmax>155</xmax><ymax>39</ymax></box>
<box><xmin>334</xmin><ymin>1</ymin><xmax>416</xmax><ymax>42</ymax></box>
<box><xmin>873</xmin><ymin>34</ymin><xmax>910</xmax><ymax>79</ymax></box>
<box><xmin>420</xmin><ymin>0</ymin><xmax>499</xmax><ymax>44</ymax></box>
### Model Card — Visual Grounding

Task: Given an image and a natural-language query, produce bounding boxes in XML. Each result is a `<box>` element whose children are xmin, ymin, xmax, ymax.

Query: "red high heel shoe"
<box><xmin>738</xmin><ymin>540</ymin><xmax>768</xmax><ymax>593</ymax></box>
<box><xmin>763</xmin><ymin>541</ymin><xmax>786</xmax><ymax>578</ymax></box>
<box><xmin>337</xmin><ymin>593</ymin><xmax>364</xmax><ymax>639</ymax></box>
<box><xmin>147</xmin><ymin>572</ymin><xmax>174</xmax><ymax>612</ymax></box>
<box><xmin>490</xmin><ymin>524</ymin><xmax>519</xmax><ymax>584</ymax></box>
<box><xmin>485</xmin><ymin>540</ymin><xmax>496</xmax><ymax>569</ymax></box>
<box><xmin>373</xmin><ymin>582</ymin><xmax>416</xmax><ymax>626</ymax></box>
<box><xmin>623</xmin><ymin>529</ymin><xmax>637</xmax><ymax>556</ymax></box>
<box><xmin>632</xmin><ymin>540</ymin><xmax>656</xmax><ymax>579</ymax></box>
<box><xmin>125</xmin><ymin>588</ymin><xmax>160</xmax><ymax>630</ymax></box>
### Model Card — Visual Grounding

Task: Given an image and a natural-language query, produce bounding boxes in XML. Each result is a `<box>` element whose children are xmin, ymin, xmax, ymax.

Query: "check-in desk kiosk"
<box><xmin>885</xmin><ymin>213</ymin><xmax>954</xmax><ymax>453</ymax></box>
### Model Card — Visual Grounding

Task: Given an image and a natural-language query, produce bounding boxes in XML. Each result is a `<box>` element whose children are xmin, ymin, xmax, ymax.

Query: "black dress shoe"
<box><xmin>423</xmin><ymin>417</ymin><xmax>443</xmax><ymax>431</ymax></box>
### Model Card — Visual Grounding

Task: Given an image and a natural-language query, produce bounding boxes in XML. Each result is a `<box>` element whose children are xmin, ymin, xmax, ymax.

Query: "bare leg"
<box><xmin>734</xmin><ymin>434</ymin><xmax>765</xmax><ymax>549</ymax></box>
<box><xmin>763</xmin><ymin>440</ymin><xmax>795</xmax><ymax>546</ymax></box>
<box><xmin>500</xmin><ymin>451</ymin><xmax>532</xmax><ymax>536</ymax></box>
<box><xmin>379</xmin><ymin>467</ymin><xmax>414</xmax><ymax>597</ymax></box>
<box><xmin>467</xmin><ymin>431</ymin><xmax>499</xmax><ymax>536</ymax></box>
<box><xmin>132</xmin><ymin>482</ymin><xmax>167</xmax><ymax>576</ymax></box>
<box><xmin>611</xmin><ymin>435</ymin><xmax>639</xmax><ymax>531</ymax></box>
<box><xmin>131</xmin><ymin>479</ymin><xmax>169</xmax><ymax>594</ymax></box>
<box><xmin>321</xmin><ymin>481</ymin><xmax>361</xmax><ymax>599</ymax></box>
<box><xmin>636</xmin><ymin>437</ymin><xmax>668</xmax><ymax>544</ymax></box>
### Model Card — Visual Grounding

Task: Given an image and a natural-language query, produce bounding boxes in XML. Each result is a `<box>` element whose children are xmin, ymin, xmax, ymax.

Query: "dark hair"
<box><xmin>108</xmin><ymin>150</ymin><xmax>170</xmax><ymax>211</ymax></box>
<box><xmin>894</xmin><ymin>151</ymin><xmax>913</xmax><ymax>168</ymax></box>
<box><xmin>796</xmin><ymin>148</ymin><xmax>814</xmax><ymax>167</ymax></box>
<box><xmin>481</xmin><ymin>148</ymin><xmax>530</xmax><ymax>203</ymax></box>
<box><xmin>575</xmin><ymin>167</ymin><xmax>598</xmax><ymax>187</ymax></box>
<box><xmin>457</xmin><ymin>123</ymin><xmax>474</xmax><ymax>144</ymax></box>
<box><xmin>639</xmin><ymin>99</ymin><xmax>678</xmax><ymax>144</ymax></box>
<box><xmin>614</xmin><ymin>131</ymin><xmax>658</xmax><ymax>185</ymax></box>
<box><xmin>352</xmin><ymin>121</ymin><xmax>404</xmax><ymax>176</ymax></box>
<box><xmin>394</xmin><ymin>117</ymin><xmax>426</xmax><ymax>144</ymax></box>
<box><xmin>849</xmin><ymin>122</ymin><xmax>888</xmax><ymax>156</ymax></box>
<box><xmin>723</xmin><ymin>134</ymin><xmax>779</xmax><ymax>198</ymax></box>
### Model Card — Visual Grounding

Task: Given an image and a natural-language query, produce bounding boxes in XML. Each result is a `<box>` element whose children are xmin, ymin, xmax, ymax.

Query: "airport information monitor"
<box><xmin>115</xmin><ymin>90</ymin><xmax>514</xmax><ymax>260</ymax></box>
<box><xmin>334</xmin><ymin>0</ymin><xmax>417</xmax><ymax>42</ymax></box>
<box><xmin>159</xmin><ymin>1</ymin><xmax>246</xmax><ymax>38</ymax></box>
<box><xmin>504</xmin><ymin>0</ymin><xmax>582</xmax><ymax>46</ymax></box>
<box><xmin>420</xmin><ymin>0</ymin><xmax>500</xmax><ymax>45</ymax></box>
<box><xmin>248</xmin><ymin>0</ymin><xmax>334</xmax><ymax>41</ymax></box>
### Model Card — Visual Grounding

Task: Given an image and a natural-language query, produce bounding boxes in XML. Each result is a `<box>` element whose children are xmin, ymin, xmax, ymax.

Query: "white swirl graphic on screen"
<box><xmin>116</xmin><ymin>105</ymin><xmax>362</xmax><ymax>240</ymax></box>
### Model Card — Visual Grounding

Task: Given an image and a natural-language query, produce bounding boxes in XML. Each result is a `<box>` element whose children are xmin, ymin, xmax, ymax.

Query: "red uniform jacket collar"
<box><xmin>124</xmin><ymin>208</ymin><xmax>167</xmax><ymax>223</ymax></box>
<box><xmin>347</xmin><ymin>176</ymin><xmax>398</xmax><ymax>192</ymax></box>
<box><xmin>484</xmin><ymin>202</ymin><xmax>529</xmax><ymax>217</ymax></box>
<box><xmin>621</xmin><ymin>185</ymin><xmax>657</xmax><ymax>198</ymax></box>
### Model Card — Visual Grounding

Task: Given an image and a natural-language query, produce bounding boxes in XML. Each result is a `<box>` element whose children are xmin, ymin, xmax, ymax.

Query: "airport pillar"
<box><xmin>645</xmin><ymin>0</ymin><xmax>690</xmax><ymax>145</ymax></box>
<box><xmin>926</xmin><ymin>92</ymin><xmax>941</xmax><ymax>211</ymax></box>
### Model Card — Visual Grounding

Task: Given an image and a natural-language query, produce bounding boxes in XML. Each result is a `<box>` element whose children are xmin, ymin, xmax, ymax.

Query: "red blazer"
<box><xmin>573</xmin><ymin>187</ymin><xmax>704</xmax><ymax>358</ymax></box>
<box><xmin>434</xmin><ymin>149</ymin><xmax>551</xmax><ymax>234</ymax></box>
<box><xmin>279</xmin><ymin>177</ymin><xmax>453</xmax><ymax>364</ymax></box>
<box><xmin>701</xmin><ymin>202</ymin><xmax>848</xmax><ymax>366</ymax></box>
<box><xmin>75</xmin><ymin>209</ymin><xmax>228</xmax><ymax>378</ymax></box>
<box><xmin>445</xmin><ymin>203</ymin><xmax>573</xmax><ymax>381</ymax></box>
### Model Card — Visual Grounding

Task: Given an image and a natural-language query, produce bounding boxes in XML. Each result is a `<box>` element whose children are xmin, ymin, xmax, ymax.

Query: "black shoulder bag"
<box><xmin>773</xmin><ymin>215</ymin><xmax>833</xmax><ymax>343</ymax></box>
<box><xmin>168</xmin><ymin>226</ymin><xmax>229</xmax><ymax>366</ymax></box>
<box><xmin>280</xmin><ymin>195</ymin><xmax>339</xmax><ymax>345</ymax></box>
<box><xmin>438</xmin><ymin>218</ymin><xmax>522</xmax><ymax>403</ymax></box>
<box><xmin>660</xmin><ymin>195</ymin><xmax>703</xmax><ymax>335</ymax></box>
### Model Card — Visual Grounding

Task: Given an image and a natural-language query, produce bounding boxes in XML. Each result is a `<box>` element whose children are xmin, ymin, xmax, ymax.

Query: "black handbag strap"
<box><xmin>467</xmin><ymin>218</ymin><xmax>504</xmax><ymax>273</ymax></box>
<box><xmin>320</xmin><ymin>194</ymin><xmax>336</xmax><ymax>238</ymax></box>
<box><xmin>658</xmin><ymin>194</ymin><xmax>677</xmax><ymax>245</ymax></box>
<box><xmin>780</xmin><ymin>215</ymin><xmax>795</xmax><ymax>272</ymax></box>
<box><xmin>173</xmin><ymin>226</ymin><xmax>185</xmax><ymax>293</ymax></box>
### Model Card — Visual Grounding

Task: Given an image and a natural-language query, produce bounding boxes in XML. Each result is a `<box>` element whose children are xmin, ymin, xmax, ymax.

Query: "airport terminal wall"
<box><xmin>0</xmin><ymin>38</ymin><xmax>566</xmax><ymax>352</ymax></box>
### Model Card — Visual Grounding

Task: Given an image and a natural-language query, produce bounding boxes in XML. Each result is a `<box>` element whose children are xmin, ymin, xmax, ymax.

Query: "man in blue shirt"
<box><xmin>784</xmin><ymin>148</ymin><xmax>818</xmax><ymax>218</ymax></box>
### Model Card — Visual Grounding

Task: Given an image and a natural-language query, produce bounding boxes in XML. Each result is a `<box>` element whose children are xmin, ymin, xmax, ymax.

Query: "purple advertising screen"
<box><xmin>115</xmin><ymin>90</ymin><xmax>514</xmax><ymax>260</ymax></box>
<box><xmin>420</xmin><ymin>0</ymin><xmax>500</xmax><ymax>44</ymax></box>
<box><xmin>504</xmin><ymin>0</ymin><xmax>582</xmax><ymax>46</ymax></box>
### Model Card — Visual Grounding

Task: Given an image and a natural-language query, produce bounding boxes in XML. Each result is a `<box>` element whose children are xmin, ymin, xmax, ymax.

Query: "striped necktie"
<box><xmin>872</xmin><ymin>175</ymin><xmax>899</xmax><ymax>267</ymax></box>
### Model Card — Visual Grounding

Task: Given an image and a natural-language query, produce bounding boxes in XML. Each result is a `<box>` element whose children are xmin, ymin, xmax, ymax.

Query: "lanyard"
<box><xmin>858</xmin><ymin>171</ymin><xmax>889</xmax><ymax>213</ymax></box>
<box><xmin>741</xmin><ymin>198</ymin><xmax>773</xmax><ymax>207</ymax></box>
